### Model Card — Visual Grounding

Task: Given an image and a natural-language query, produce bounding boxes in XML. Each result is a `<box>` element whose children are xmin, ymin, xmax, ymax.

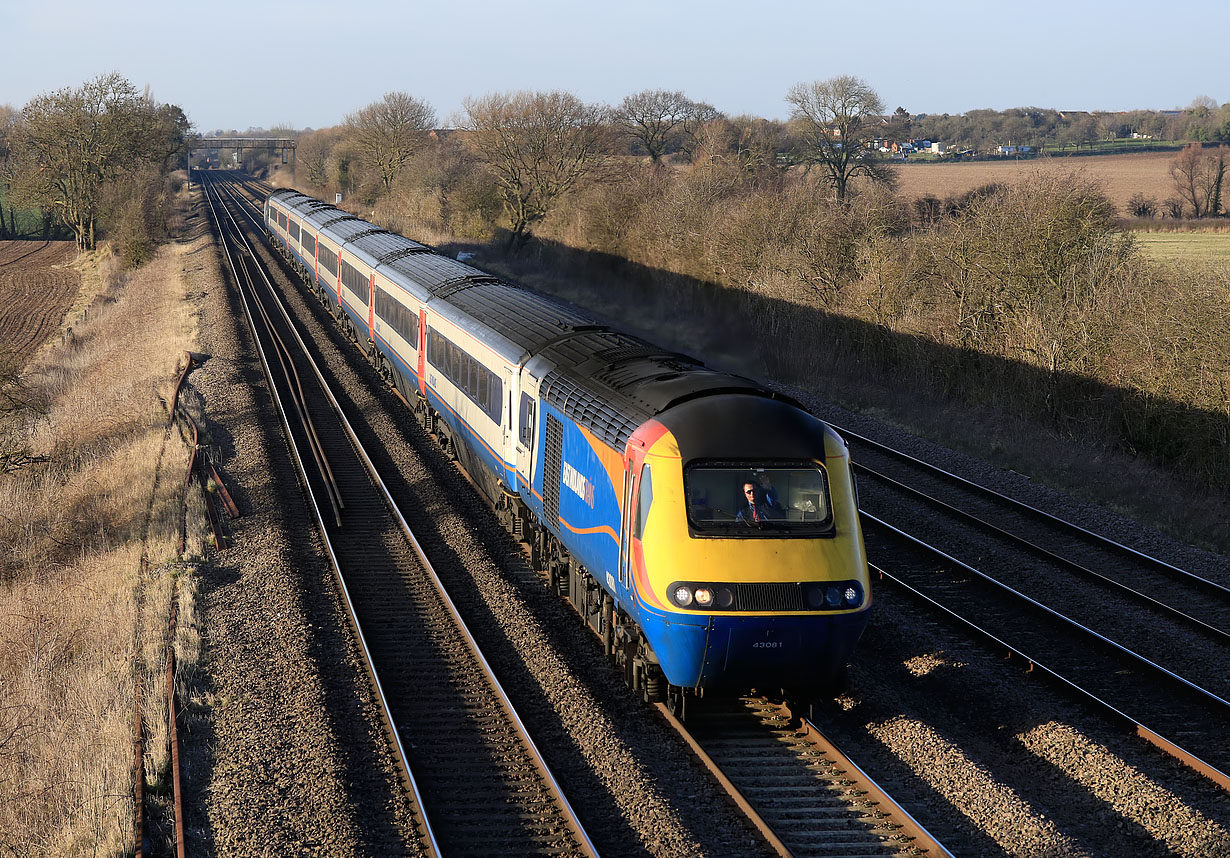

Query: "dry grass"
<box><xmin>0</xmin><ymin>221</ymin><xmax>203</xmax><ymax>854</ymax></box>
<box><xmin>893</xmin><ymin>151</ymin><xmax>1178</xmax><ymax>216</ymax></box>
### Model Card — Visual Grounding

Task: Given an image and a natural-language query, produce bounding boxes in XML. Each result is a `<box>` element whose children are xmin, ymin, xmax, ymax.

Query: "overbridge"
<box><xmin>192</xmin><ymin>137</ymin><xmax>297</xmax><ymax>168</ymax></box>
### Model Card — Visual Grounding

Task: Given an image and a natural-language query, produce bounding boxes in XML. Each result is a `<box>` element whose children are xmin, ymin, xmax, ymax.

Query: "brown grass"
<box><xmin>893</xmin><ymin>151</ymin><xmax>1178</xmax><ymax>216</ymax></box>
<box><xmin>0</xmin><ymin>218</ymin><xmax>204</xmax><ymax>853</ymax></box>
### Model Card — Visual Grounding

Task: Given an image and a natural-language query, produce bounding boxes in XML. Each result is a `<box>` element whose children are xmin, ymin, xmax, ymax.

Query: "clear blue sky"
<box><xmin>2</xmin><ymin>0</ymin><xmax>1225</xmax><ymax>134</ymax></box>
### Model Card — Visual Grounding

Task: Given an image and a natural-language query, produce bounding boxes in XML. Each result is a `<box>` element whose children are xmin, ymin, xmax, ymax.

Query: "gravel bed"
<box><xmin>854</xmin><ymin>474</ymin><xmax>1230</xmax><ymax>701</ymax></box>
<box><xmin>176</xmin><ymin>200</ymin><xmax>423</xmax><ymax>856</ymax></box>
<box><xmin>789</xmin><ymin>392</ymin><xmax>1230</xmax><ymax>857</ymax></box>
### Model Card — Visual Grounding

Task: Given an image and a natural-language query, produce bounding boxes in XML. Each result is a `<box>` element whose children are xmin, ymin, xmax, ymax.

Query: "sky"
<box><xmin>2</xmin><ymin>0</ymin><xmax>1226</xmax><ymax>134</ymax></box>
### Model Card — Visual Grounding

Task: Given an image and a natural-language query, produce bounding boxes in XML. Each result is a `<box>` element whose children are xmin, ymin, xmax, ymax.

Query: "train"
<box><xmin>263</xmin><ymin>187</ymin><xmax>872</xmax><ymax>714</ymax></box>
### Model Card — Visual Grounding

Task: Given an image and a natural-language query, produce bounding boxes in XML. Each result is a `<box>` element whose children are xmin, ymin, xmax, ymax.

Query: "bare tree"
<box><xmin>786</xmin><ymin>76</ymin><xmax>893</xmax><ymax>199</ymax></box>
<box><xmin>459</xmin><ymin>90</ymin><xmax>609</xmax><ymax>250</ymax></box>
<box><xmin>615</xmin><ymin>90</ymin><xmax>718</xmax><ymax>163</ymax></box>
<box><xmin>1170</xmin><ymin>143</ymin><xmax>1227</xmax><ymax>218</ymax></box>
<box><xmin>678</xmin><ymin>101</ymin><xmax>723</xmax><ymax>163</ymax></box>
<box><xmin>345</xmin><ymin>92</ymin><xmax>436</xmax><ymax>192</ymax></box>
<box><xmin>10</xmin><ymin>73</ymin><xmax>183</xmax><ymax>251</ymax></box>
<box><xmin>297</xmin><ymin>127</ymin><xmax>347</xmax><ymax>190</ymax></box>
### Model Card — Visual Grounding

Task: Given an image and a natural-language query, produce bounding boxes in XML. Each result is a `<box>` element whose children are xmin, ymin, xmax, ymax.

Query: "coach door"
<box><xmin>417</xmin><ymin>309</ymin><xmax>428</xmax><ymax>394</ymax></box>
<box><xmin>515</xmin><ymin>372</ymin><xmax>539</xmax><ymax>495</ymax></box>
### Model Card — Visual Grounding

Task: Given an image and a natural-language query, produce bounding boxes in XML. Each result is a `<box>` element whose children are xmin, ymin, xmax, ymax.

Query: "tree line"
<box><xmin>910</xmin><ymin>98</ymin><xmax>1230</xmax><ymax>153</ymax></box>
<box><xmin>259</xmin><ymin>78</ymin><xmax>1227</xmax><ymax>492</ymax></box>
<box><xmin>265</xmin><ymin>79</ymin><xmax>1225</xmax><ymax>255</ymax></box>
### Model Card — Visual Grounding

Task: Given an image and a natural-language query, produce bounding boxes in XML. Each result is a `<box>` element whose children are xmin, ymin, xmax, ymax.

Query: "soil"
<box><xmin>0</xmin><ymin>241</ymin><xmax>79</xmax><ymax>368</ymax></box>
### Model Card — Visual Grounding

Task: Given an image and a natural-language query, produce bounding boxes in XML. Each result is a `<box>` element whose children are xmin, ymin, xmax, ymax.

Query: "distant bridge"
<box><xmin>192</xmin><ymin>137</ymin><xmax>296</xmax><ymax>168</ymax></box>
<box><xmin>193</xmin><ymin>137</ymin><xmax>296</xmax><ymax>151</ymax></box>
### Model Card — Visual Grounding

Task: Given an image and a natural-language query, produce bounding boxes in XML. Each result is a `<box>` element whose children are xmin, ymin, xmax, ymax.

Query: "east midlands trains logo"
<box><xmin>562</xmin><ymin>462</ymin><xmax>595</xmax><ymax>508</ymax></box>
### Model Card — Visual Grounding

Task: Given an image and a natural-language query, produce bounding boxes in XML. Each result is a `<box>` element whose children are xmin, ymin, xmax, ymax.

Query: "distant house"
<box><xmin>929</xmin><ymin>142</ymin><xmax>946</xmax><ymax>155</ymax></box>
<box><xmin>997</xmin><ymin>144</ymin><xmax>1032</xmax><ymax>156</ymax></box>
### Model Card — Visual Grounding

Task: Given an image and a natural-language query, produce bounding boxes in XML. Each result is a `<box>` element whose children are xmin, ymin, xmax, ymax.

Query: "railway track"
<box><xmin>207</xmin><ymin>171</ymin><xmax>960</xmax><ymax>857</ymax></box>
<box><xmin>840</xmin><ymin>426</ymin><xmax>1230</xmax><ymax>623</ymax></box>
<box><xmin>665</xmin><ymin>696</ymin><xmax>952</xmax><ymax>858</ymax></box>
<box><xmin>202</xmin><ymin>173</ymin><xmax>598</xmax><ymax>857</ymax></box>
<box><xmin>860</xmin><ymin>511</ymin><xmax>1230</xmax><ymax>793</ymax></box>
<box><xmin>817</xmin><ymin>425</ymin><xmax>1230</xmax><ymax>792</ymax></box>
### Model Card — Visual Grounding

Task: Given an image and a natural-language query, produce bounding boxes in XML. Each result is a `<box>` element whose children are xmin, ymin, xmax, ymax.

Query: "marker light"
<box><xmin>673</xmin><ymin>586</ymin><xmax>694</xmax><ymax>607</ymax></box>
<box><xmin>694</xmin><ymin>588</ymin><xmax>714</xmax><ymax>606</ymax></box>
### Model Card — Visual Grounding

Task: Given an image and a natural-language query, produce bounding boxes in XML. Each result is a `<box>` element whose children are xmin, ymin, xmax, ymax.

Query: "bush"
<box><xmin>1128</xmin><ymin>192</ymin><xmax>1157</xmax><ymax>218</ymax></box>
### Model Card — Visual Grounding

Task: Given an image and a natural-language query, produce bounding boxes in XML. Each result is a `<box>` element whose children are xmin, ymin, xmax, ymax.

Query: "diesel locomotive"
<box><xmin>264</xmin><ymin>187</ymin><xmax>872</xmax><ymax>712</ymax></box>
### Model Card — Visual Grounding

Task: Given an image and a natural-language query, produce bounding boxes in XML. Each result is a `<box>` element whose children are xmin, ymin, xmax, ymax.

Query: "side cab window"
<box><xmin>634</xmin><ymin>464</ymin><xmax>652</xmax><ymax>540</ymax></box>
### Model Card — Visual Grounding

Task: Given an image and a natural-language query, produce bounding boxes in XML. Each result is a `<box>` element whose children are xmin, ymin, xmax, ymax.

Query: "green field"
<box><xmin>0</xmin><ymin>190</ymin><xmax>49</xmax><ymax>238</ymax></box>
<box><xmin>1134</xmin><ymin>231</ymin><xmax>1230</xmax><ymax>262</ymax></box>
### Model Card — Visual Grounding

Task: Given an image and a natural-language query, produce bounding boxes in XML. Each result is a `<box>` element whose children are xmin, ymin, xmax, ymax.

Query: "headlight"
<box><xmin>668</xmin><ymin>580</ymin><xmax>864</xmax><ymax>612</ymax></box>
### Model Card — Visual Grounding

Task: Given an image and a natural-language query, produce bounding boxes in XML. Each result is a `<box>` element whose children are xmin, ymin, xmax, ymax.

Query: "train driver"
<box><xmin>736</xmin><ymin>478</ymin><xmax>782</xmax><ymax>525</ymax></box>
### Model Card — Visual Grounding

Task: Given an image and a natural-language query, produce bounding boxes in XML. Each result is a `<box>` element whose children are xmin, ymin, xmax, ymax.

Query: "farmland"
<box><xmin>892</xmin><ymin>151</ymin><xmax>1177</xmax><ymax>215</ymax></box>
<box><xmin>0</xmin><ymin>241</ymin><xmax>80</xmax><ymax>368</ymax></box>
<box><xmin>1135</xmin><ymin>232</ymin><xmax>1230</xmax><ymax>262</ymax></box>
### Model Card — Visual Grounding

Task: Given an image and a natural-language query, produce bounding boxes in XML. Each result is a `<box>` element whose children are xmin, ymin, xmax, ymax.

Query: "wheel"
<box><xmin>666</xmin><ymin>684</ymin><xmax>688</xmax><ymax>720</ymax></box>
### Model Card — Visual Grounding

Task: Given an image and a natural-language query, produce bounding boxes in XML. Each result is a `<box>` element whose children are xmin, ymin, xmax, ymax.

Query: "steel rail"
<box><xmin>796</xmin><ymin>707</ymin><xmax>956</xmax><ymax>858</ymax></box>
<box><xmin>659</xmin><ymin>696</ymin><xmax>955</xmax><ymax>858</ymax></box>
<box><xmin>217</xmin><ymin>175</ymin><xmax>600</xmax><ymax>858</ymax></box>
<box><xmin>209</xmin><ymin>175</ymin><xmax>600</xmax><ymax>857</ymax></box>
<box><xmin>856</xmin><ymin>462</ymin><xmax>1230</xmax><ymax>644</ymax></box>
<box><xmin>835</xmin><ymin>423</ymin><xmax>1230</xmax><ymax>599</ymax></box>
<box><xmin>656</xmin><ymin>703</ymin><xmax>797</xmax><ymax>858</ymax></box>
<box><xmin>212</xmin><ymin>203</ymin><xmax>345</xmax><ymax>526</ymax></box>
<box><xmin>202</xmin><ymin>178</ymin><xmax>443</xmax><ymax>857</ymax></box>
<box><xmin>862</xmin><ymin>512</ymin><xmax>1230</xmax><ymax>793</ymax></box>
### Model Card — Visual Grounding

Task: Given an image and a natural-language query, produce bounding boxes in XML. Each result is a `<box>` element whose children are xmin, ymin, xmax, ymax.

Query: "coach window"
<box><xmin>519</xmin><ymin>394</ymin><xmax>535</xmax><ymax>446</ymax></box>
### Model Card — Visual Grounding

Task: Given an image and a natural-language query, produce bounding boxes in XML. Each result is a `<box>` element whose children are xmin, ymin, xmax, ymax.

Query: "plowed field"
<box><xmin>893</xmin><ymin>151</ymin><xmax>1176</xmax><ymax>214</ymax></box>
<box><xmin>0</xmin><ymin>241</ymin><xmax>79</xmax><ymax>368</ymax></box>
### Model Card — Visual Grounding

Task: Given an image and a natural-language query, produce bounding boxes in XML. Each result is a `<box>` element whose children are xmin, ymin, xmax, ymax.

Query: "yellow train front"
<box><xmin>622</xmin><ymin>392</ymin><xmax>871</xmax><ymax>696</ymax></box>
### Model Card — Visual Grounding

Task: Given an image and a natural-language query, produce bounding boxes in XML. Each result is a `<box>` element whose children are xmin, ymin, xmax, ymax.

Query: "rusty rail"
<box><xmin>168</xmin><ymin>596</ymin><xmax>186</xmax><ymax>858</ymax></box>
<box><xmin>135</xmin><ymin>351</ymin><xmax>234</xmax><ymax>857</ymax></box>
